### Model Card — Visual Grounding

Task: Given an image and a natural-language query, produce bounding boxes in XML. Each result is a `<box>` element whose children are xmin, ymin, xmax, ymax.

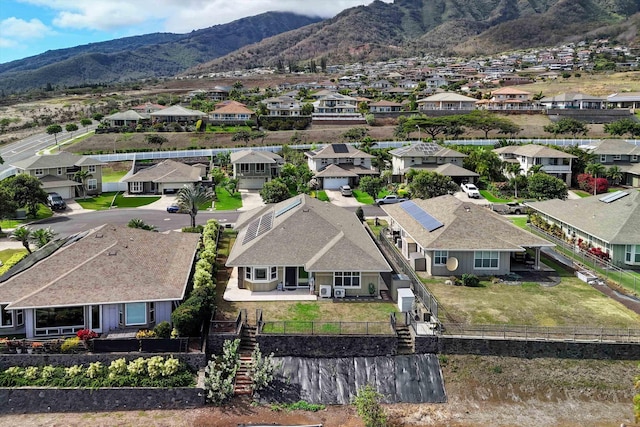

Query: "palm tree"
<box><xmin>527</xmin><ymin>164</ymin><xmax>544</xmax><ymax>175</ymax></box>
<box><xmin>585</xmin><ymin>162</ymin><xmax>606</xmax><ymax>195</ymax></box>
<box><xmin>74</xmin><ymin>169</ymin><xmax>93</xmax><ymax>199</ymax></box>
<box><xmin>11</xmin><ymin>226</ymin><xmax>33</xmax><ymax>254</ymax></box>
<box><xmin>607</xmin><ymin>165</ymin><xmax>623</xmax><ymax>186</ymax></box>
<box><xmin>176</xmin><ymin>184</ymin><xmax>215</xmax><ymax>228</ymax></box>
<box><xmin>31</xmin><ymin>227</ymin><xmax>57</xmax><ymax>248</ymax></box>
<box><xmin>504</xmin><ymin>162</ymin><xmax>523</xmax><ymax>198</ymax></box>
<box><xmin>127</xmin><ymin>218</ymin><xmax>157</xmax><ymax>231</ymax></box>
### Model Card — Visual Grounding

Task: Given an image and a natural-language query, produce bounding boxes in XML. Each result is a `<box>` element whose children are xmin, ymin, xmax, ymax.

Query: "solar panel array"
<box><xmin>413</xmin><ymin>142</ymin><xmax>442</xmax><ymax>155</ymax></box>
<box><xmin>599</xmin><ymin>190</ymin><xmax>628</xmax><ymax>204</ymax></box>
<box><xmin>275</xmin><ymin>198</ymin><xmax>302</xmax><ymax>218</ymax></box>
<box><xmin>333</xmin><ymin>144</ymin><xmax>349</xmax><ymax>153</ymax></box>
<box><xmin>400</xmin><ymin>200</ymin><xmax>444</xmax><ymax>232</ymax></box>
<box><xmin>243</xmin><ymin>212</ymin><xmax>274</xmax><ymax>244</ymax></box>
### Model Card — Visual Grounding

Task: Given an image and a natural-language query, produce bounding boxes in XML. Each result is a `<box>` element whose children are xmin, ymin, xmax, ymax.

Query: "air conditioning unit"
<box><xmin>334</xmin><ymin>289</ymin><xmax>346</xmax><ymax>298</ymax></box>
<box><xmin>319</xmin><ymin>285</ymin><xmax>332</xmax><ymax>298</ymax></box>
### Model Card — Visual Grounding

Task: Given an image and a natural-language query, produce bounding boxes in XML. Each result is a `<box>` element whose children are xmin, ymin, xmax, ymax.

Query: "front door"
<box><xmin>284</xmin><ymin>267</ymin><xmax>297</xmax><ymax>288</ymax></box>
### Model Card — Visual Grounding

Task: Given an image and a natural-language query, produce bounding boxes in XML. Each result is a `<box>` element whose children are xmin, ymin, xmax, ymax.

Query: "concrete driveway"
<box><xmin>453</xmin><ymin>190</ymin><xmax>490</xmax><ymax>206</ymax></box>
<box><xmin>238</xmin><ymin>190</ymin><xmax>265</xmax><ymax>212</ymax></box>
<box><xmin>325</xmin><ymin>190</ymin><xmax>363</xmax><ymax>208</ymax></box>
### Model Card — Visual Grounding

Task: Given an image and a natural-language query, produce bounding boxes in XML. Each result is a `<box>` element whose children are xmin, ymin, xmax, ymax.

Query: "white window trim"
<box><xmin>433</xmin><ymin>250</ymin><xmax>448</xmax><ymax>266</ymax></box>
<box><xmin>474</xmin><ymin>251</ymin><xmax>500</xmax><ymax>270</ymax></box>
<box><xmin>88</xmin><ymin>165</ymin><xmax>96</xmax><ymax>173</ymax></box>
<box><xmin>130</xmin><ymin>182</ymin><xmax>143</xmax><ymax>193</ymax></box>
<box><xmin>1</xmin><ymin>305</ymin><xmax>13</xmax><ymax>328</ymax></box>
<box><xmin>333</xmin><ymin>271</ymin><xmax>362</xmax><ymax>289</ymax></box>
<box><xmin>245</xmin><ymin>266</ymin><xmax>276</xmax><ymax>282</ymax></box>
<box><xmin>255</xmin><ymin>164</ymin><xmax>266</xmax><ymax>173</ymax></box>
<box><xmin>270</xmin><ymin>266</ymin><xmax>278</xmax><ymax>280</ymax></box>
<box><xmin>613</xmin><ymin>154</ymin><xmax>622</xmax><ymax>161</ymax></box>
<box><xmin>600</xmin><ymin>155</ymin><xmax>607</xmax><ymax>162</ymax></box>
<box><xmin>125</xmin><ymin>302</ymin><xmax>147</xmax><ymax>326</ymax></box>
<box><xmin>87</xmin><ymin>178</ymin><xmax>97</xmax><ymax>190</ymax></box>
<box><xmin>57</xmin><ymin>167</ymin><xmax>63</xmax><ymax>175</ymax></box>
<box><xmin>34</xmin><ymin>168</ymin><xmax>44</xmax><ymax>176</ymax></box>
<box><xmin>239</xmin><ymin>164</ymin><xmax>250</xmax><ymax>173</ymax></box>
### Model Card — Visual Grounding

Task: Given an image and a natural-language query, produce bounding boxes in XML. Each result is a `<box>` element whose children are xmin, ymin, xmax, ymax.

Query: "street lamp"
<box><xmin>416</xmin><ymin>125</ymin><xmax>421</xmax><ymax>142</ymax></box>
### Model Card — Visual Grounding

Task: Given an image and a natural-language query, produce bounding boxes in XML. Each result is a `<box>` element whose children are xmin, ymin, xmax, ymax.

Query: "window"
<box><xmin>88</xmin><ymin>165</ymin><xmax>96</xmax><ymax>173</ymax></box>
<box><xmin>255</xmin><ymin>268</ymin><xmax>267</xmax><ymax>280</ymax></box>
<box><xmin>334</xmin><ymin>271</ymin><xmax>361</xmax><ymax>288</ymax></box>
<box><xmin>125</xmin><ymin>302</ymin><xmax>146</xmax><ymax>326</ymax></box>
<box><xmin>57</xmin><ymin>167</ymin><xmax>63</xmax><ymax>175</ymax></box>
<box><xmin>35</xmin><ymin>168</ymin><xmax>43</xmax><ymax>176</ymax></box>
<box><xmin>245</xmin><ymin>267</ymin><xmax>274</xmax><ymax>281</ymax></box>
<box><xmin>87</xmin><ymin>179</ymin><xmax>97</xmax><ymax>191</ymax></box>
<box><xmin>239</xmin><ymin>164</ymin><xmax>249</xmax><ymax>173</ymax></box>
<box><xmin>270</xmin><ymin>266</ymin><xmax>278</xmax><ymax>280</ymax></box>
<box><xmin>434</xmin><ymin>250</ymin><xmax>448</xmax><ymax>266</ymax></box>
<box><xmin>255</xmin><ymin>164</ymin><xmax>266</xmax><ymax>173</ymax></box>
<box><xmin>1</xmin><ymin>305</ymin><xmax>12</xmax><ymax>327</ymax></box>
<box><xmin>474</xmin><ymin>251</ymin><xmax>499</xmax><ymax>269</ymax></box>
<box><xmin>534</xmin><ymin>158</ymin><xmax>542</xmax><ymax>165</ymax></box>
<box><xmin>149</xmin><ymin>302</ymin><xmax>155</xmax><ymax>324</ymax></box>
<box><xmin>245</xmin><ymin>268</ymin><xmax>252</xmax><ymax>280</ymax></box>
<box><xmin>130</xmin><ymin>182</ymin><xmax>143</xmax><ymax>193</ymax></box>
<box><xmin>600</xmin><ymin>155</ymin><xmax>607</xmax><ymax>162</ymax></box>
<box><xmin>548</xmin><ymin>158</ymin><xmax>558</xmax><ymax>165</ymax></box>
<box><xmin>16</xmin><ymin>310</ymin><xmax>23</xmax><ymax>327</ymax></box>
<box><xmin>626</xmin><ymin>245</ymin><xmax>640</xmax><ymax>264</ymax></box>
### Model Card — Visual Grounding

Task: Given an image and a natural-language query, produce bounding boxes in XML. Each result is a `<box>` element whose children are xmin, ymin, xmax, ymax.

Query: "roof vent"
<box><xmin>95</xmin><ymin>233</ymin><xmax>103</xmax><ymax>238</ymax></box>
<box><xmin>108</xmin><ymin>250</ymin><xmax>118</xmax><ymax>256</ymax></box>
<box><xmin>465</xmin><ymin>206</ymin><xmax>471</xmax><ymax>212</ymax></box>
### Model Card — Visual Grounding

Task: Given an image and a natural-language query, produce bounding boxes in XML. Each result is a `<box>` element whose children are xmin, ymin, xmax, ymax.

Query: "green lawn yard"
<box><xmin>0</xmin><ymin>204</ymin><xmax>53</xmax><ymax>229</ymax></box>
<box><xmin>422</xmin><ymin>260</ymin><xmax>640</xmax><ymax>328</ymax></box>
<box><xmin>0</xmin><ymin>248</ymin><xmax>27</xmax><ymax>264</ymax></box>
<box><xmin>214</xmin><ymin>188</ymin><xmax>242</xmax><ymax>210</ymax></box>
<box><xmin>76</xmin><ymin>192</ymin><xmax>160</xmax><ymax>210</ymax></box>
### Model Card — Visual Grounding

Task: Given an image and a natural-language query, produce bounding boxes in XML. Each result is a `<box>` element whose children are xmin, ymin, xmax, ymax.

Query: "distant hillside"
<box><xmin>0</xmin><ymin>12</ymin><xmax>321</xmax><ymax>94</ymax></box>
<box><xmin>191</xmin><ymin>0</ymin><xmax>640</xmax><ymax>73</ymax></box>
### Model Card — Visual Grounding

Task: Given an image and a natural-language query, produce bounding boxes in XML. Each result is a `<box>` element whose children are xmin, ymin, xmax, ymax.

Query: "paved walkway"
<box><xmin>324</xmin><ymin>190</ymin><xmax>363</xmax><ymax>207</ymax></box>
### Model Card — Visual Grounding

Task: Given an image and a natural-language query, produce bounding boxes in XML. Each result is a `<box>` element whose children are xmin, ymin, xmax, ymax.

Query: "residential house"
<box><xmin>417</xmin><ymin>93</ymin><xmax>477</xmax><ymax>111</ymax></box>
<box><xmin>210</xmin><ymin>103</ymin><xmax>255</xmax><ymax>124</ymax></box>
<box><xmin>122</xmin><ymin>159</ymin><xmax>203</xmax><ymax>194</ymax></box>
<box><xmin>230</xmin><ymin>150</ymin><xmax>284</xmax><ymax>190</ymax></box>
<box><xmin>306</xmin><ymin>143</ymin><xmax>377</xmax><ymax>189</ymax></box>
<box><xmin>539</xmin><ymin>92</ymin><xmax>605</xmax><ymax>109</ymax></box>
<box><xmin>0</xmin><ymin>224</ymin><xmax>200</xmax><ymax>338</ymax></box>
<box><xmin>369</xmin><ymin>100</ymin><xmax>404</xmax><ymax>113</ymax></box>
<box><xmin>131</xmin><ymin>103</ymin><xmax>165</xmax><ymax>114</ymax></box>
<box><xmin>149</xmin><ymin>104</ymin><xmax>207</xmax><ymax>124</ymax></box>
<box><xmin>262</xmin><ymin>96</ymin><xmax>303</xmax><ymax>117</ymax></box>
<box><xmin>493</xmin><ymin>144</ymin><xmax>576</xmax><ymax>186</ymax></box>
<box><xmin>226</xmin><ymin>195</ymin><xmax>392</xmax><ymax>296</ymax></box>
<box><xmin>581</xmin><ymin>139</ymin><xmax>640</xmax><ymax>186</ymax></box>
<box><xmin>607</xmin><ymin>92</ymin><xmax>640</xmax><ymax>109</ymax></box>
<box><xmin>103</xmin><ymin>110</ymin><xmax>146</xmax><ymax>128</ymax></box>
<box><xmin>389</xmin><ymin>142</ymin><xmax>477</xmax><ymax>184</ymax></box>
<box><xmin>526</xmin><ymin>191</ymin><xmax>640</xmax><ymax>267</ymax></box>
<box><xmin>11</xmin><ymin>152</ymin><xmax>105</xmax><ymax>199</ymax></box>
<box><xmin>313</xmin><ymin>93</ymin><xmax>359</xmax><ymax>114</ymax></box>
<box><xmin>382</xmin><ymin>196</ymin><xmax>553</xmax><ymax>275</ymax></box>
<box><xmin>481</xmin><ymin>87</ymin><xmax>535</xmax><ymax>110</ymax></box>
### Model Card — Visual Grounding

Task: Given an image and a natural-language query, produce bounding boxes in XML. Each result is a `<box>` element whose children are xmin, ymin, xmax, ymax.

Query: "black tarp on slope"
<box><xmin>258</xmin><ymin>354</ymin><xmax>446</xmax><ymax>404</ymax></box>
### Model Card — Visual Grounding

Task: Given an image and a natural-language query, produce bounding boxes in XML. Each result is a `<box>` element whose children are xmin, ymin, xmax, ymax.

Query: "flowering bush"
<box><xmin>77</xmin><ymin>329</ymin><xmax>98</xmax><ymax>341</ymax></box>
<box><xmin>147</xmin><ymin>356</ymin><xmax>165</xmax><ymax>379</ymax></box>
<box><xmin>65</xmin><ymin>365</ymin><xmax>83</xmax><ymax>377</ymax></box>
<box><xmin>24</xmin><ymin>367</ymin><xmax>38</xmax><ymax>380</ymax></box>
<box><xmin>136</xmin><ymin>329</ymin><xmax>156</xmax><ymax>339</ymax></box>
<box><xmin>127</xmin><ymin>357</ymin><xmax>147</xmax><ymax>375</ymax></box>
<box><xmin>86</xmin><ymin>361</ymin><xmax>104</xmax><ymax>379</ymax></box>
<box><xmin>41</xmin><ymin>366</ymin><xmax>55</xmax><ymax>380</ymax></box>
<box><xmin>588</xmin><ymin>247</ymin><xmax>610</xmax><ymax>261</ymax></box>
<box><xmin>108</xmin><ymin>358</ymin><xmax>127</xmax><ymax>379</ymax></box>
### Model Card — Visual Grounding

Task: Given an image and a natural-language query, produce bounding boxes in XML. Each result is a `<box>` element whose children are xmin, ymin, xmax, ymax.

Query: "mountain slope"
<box><xmin>191</xmin><ymin>0</ymin><xmax>639</xmax><ymax>73</ymax></box>
<box><xmin>0</xmin><ymin>12</ymin><xmax>321</xmax><ymax>93</ymax></box>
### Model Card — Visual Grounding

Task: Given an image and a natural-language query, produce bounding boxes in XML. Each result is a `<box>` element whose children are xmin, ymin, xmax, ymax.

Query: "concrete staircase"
<box><xmin>396</xmin><ymin>324</ymin><xmax>414</xmax><ymax>355</ymax></box>
<box><xmin>234</xmin><ymin>325</ymin><xmax>257</xmax><ymax>396</ymax></box>
<box><xmin>379</xmin><ymin>289</ymin><xmax>392</xmax><ymax>301</ymax></box>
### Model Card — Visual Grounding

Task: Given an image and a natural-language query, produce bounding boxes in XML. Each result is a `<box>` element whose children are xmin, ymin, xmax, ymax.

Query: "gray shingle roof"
<box><xmin>526</xmin><ymin>191</ymin><xmax>640</xmax><ymax>244</ymax></box>
<box><xmin>150</xmin><ymin>104</ymin><xmax>206</xmax><ymax>117</ymax></box>
<box><xmin>306</xmin><ymin>144</ymin><xmax>374</xmax><ymax>159</ymax></box>
<box><xmin>401</xmin><ymin>163</ymin><xmax>479</xmax><ymax>177</ymax></box>
<box><xmin>122</xmin><ymin>159</ymin><xmax>201</xmax><ymax>183</ymax></box>
<box><xmin>230</xmin><ymin>150</ymin><xmax>282</xmax><ymax>164</ymax></box>
<box><xmin>390</xmin><ymin>142</ymin><xmax>467</xmax><ymax>158</ymax></box>
<box><xmin>0</xmin><ymin>225</ymin><xmax>200</xmax><ymax>309</ymax></box>
<box><xmin>493</xmin><ymin>144</ymin><xmax>577</xmax><ymax>159</ymax></box>
<box><xmin>11</xmin><ymin>152</ymin><xmax>105</xmax><ymax>170</ymax></box>
<box><xmin>582</xmin><ymin>139</ymin><xmax>640</xmax><ymax>156</ymax></box>
<box><xmin>315</xmin><ymin>164</ymin><xmax>359</xmax><ymax>178</ymax></box>
<box><xmin>226</xmin><ymin>195</ymin><xmax>391</xmax><ymax>273</ymax></box>
<box><xmin>382</xmin><ymin>195</ymin><xmax>553</xmax><ymax>251</ymax></box>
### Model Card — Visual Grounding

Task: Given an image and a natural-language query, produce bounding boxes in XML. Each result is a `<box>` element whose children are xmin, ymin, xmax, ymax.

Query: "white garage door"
<box><xmin>239</xmin><ymin>178</ymin><xmax>266</xmax><ymax>190</ymax></box>
<box><xmin>323</xmin><ymin>177</ymin><xmax>348</xmax><ymax>190</ymax></box>
<box><xmin>47</xmin><ymin>186</ymin><xmax>72</xmax><ymax>199</ymax></box>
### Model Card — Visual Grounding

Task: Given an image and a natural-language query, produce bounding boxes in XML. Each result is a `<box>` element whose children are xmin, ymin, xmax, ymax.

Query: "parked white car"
<box><xmin>461</xmin><ymin>183</ymin><xmax>480</xmax><ymax>199</ymax></box>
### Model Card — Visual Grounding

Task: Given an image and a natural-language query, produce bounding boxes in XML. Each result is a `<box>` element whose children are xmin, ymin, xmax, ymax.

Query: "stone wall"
<box><xmin>207</xmin><ymin>332</ymin><xmax>240</xmax><ymax>355</ymax></box>
<box><xmin>0</xmin><ymin>372</ymin><xmax>206</xmax><ymax>414</ymax></box>
<box><xmin>439</xmin><ymin>336</ymin><xmax>640</xmax><ymax>360</ymax></box>
<box><xmin>0</xmin><ymin>352</ymin><xmax>206</xmax><ymax>371</ymax></box>
<box><xmin>256</xmin><ymin>334</ymin><xmax>397</xmax><ymax>357</ymax></box>
<box><xmin>414</xmin><ymin>335</ymin><xmax>439</xmax><ymax>354</ymax></box>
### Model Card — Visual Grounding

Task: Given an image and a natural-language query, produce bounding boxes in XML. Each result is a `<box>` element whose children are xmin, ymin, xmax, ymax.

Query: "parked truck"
<box><xmin>375</xmin><ymin>194</ymin><xmax>407</xmax><ymax>205</ymax></box>
<box><xmin>491</xmin><ymin>202</ymin><xmax>529</xmax><ymax>215</ymax></box>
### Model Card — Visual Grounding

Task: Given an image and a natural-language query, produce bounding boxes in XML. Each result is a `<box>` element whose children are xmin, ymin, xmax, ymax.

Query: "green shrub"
<box><xmin>154</xmin><ymin>321</ymin><xmax>172</xmax><ymax>338</ymax></box>
<box><xmin>0</xmin><ymin>252</ymin><xmax>28</xmax><ymax>276</ymax></box>
<box><xmin>61</xmin><ymin>337</ymin><xmax>82</xmax><ymax>353</ymax></box>
<box><xmin>182</xmin><ymin>225</ymin><xmax>204</xmax><ymax>233</ymax></box>
<box><xmin>461</xmin><ymin>274</ymin><xmax>480</xmax><ymax>287</ymax></box>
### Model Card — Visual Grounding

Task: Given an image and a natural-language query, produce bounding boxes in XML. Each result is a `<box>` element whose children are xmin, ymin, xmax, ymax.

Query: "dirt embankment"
<box><xmin>1</xmin><ymin>355</ymin><xmax>635</xmax><ymax>427</ymax></box>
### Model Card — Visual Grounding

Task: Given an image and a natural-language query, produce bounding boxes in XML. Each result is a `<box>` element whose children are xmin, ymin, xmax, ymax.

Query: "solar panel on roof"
<box><xmin>242</xmin><ymin>217</ymin><xmax>261</xmax><ymax>244</ymax></box>
<box><xmin>242</xmin><ymin>212</ymin><xmax>275</xmax><ymax>245</ymax></box>
<box><xmin>275</xmin><ymin>198</ymin><xmax>302</xmax><ymax>218</ymax></box>
<box><xmin>333</xmin><ymin>144</ymin><xmax>349</xmax><ymax>153</ymax></box>
<box><xmin>414</xmin><ymin>142</ymin><xmax>441</xmax><ymax>155</ymax></box>
<box><xmin>400</xmin><ymin>200</ymin><xmax>444</xmax><ymax>232</ymax></box>
<box><xmin>599</xmin><ymin>190</ymin><xmax>628</xmax><ymax>203</ymax></box>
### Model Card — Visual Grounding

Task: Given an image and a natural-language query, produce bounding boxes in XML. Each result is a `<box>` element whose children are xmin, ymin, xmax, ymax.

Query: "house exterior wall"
<box><xmin>313</xmin><ymin>272</ymin><xmax>381</xmax><ymax>297</ymax></box>
<box><xmin>428</xmin><ymin>251</ymin><xmax>512</xmax><ymax>276</ymax></box>
<box><xmin>25</xmin><ymin>165</ymin><xmax>103</xmax><ymax>196</ymax></box>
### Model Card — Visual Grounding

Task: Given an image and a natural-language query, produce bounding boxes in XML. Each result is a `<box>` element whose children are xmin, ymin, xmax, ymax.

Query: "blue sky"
<box><xmin>0</xmin><ymin>0</ymin><xmax>392</xmax><ymax>64</ymax></box>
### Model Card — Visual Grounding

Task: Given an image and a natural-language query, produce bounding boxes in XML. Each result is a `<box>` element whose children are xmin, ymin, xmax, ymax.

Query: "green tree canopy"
<box><xmin>259</xmin><ymin>179</ymin><xmax>291</xmax><ymax>204</ymax></box>
<box><xmin>342</xmin><ymin>127</ymin><xmax>369</xmax><ymax>142</ymax></box>
<box><xmin>358</xmin><ymin>176</ymin><xmax>386</xmax><ymax>200</ymax></box>
<box><xmin>279</xmin><ymin>163</ymin><xmax>313</xmax><ymax>194</ymax></box>
<box><xmin>11</xmin><ymin>226</ymin><xmax>33</xmax><ymax>254</ymax></box>
<box><xmin>65</xmin><ymin>123</ymin><xmax>78</xmax><ymax>137</ymax></box>
<box><xmin>603</xmin><ymin>118</ymin><xmax>640</xmax><ymax>138</ymax></box>
<box><xmin>4</xmin><ymin>174</ymin><xmax>48</xmax><ymax>217</ymax></box>
<box><xmin>462</xmin><ymin>110</ymin><xmax>517</xmax><ymax>139</ymax></box>
<box><xmin>145</xmin><ymin>134</ymin><xmax>168</xmax><ymax>149</ymax></box>
<box><xmin>543</xmin><ymin>117</ymin><xmax>589</xmax><ymax>138</ymax></box>
<box><xmin>46</xmin><ymin>124</ymin><xmax>63</xmax><ymax>145</ymax></box>
<box><xmin>408</xmin><ymin>170</ymin><xmax>458</xmax><ymax>199</ymax></box>
<box><xmin>527</xmin><ymin>173</ymin><xmax>568</xmax><ymax>200</ymax></box>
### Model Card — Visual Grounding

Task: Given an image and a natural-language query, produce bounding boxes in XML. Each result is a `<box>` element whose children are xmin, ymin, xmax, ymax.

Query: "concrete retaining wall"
<box><xmin>256</xmin><ymin>334</ymin><xmax>397</xmax><ymax>357</ymax></box>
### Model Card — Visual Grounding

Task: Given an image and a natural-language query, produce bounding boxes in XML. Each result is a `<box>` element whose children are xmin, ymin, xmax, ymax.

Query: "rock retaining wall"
<box><xmin>256</xmin><ymin>334</ymin><xmax>397</xmax><ymax>357</ymax></box>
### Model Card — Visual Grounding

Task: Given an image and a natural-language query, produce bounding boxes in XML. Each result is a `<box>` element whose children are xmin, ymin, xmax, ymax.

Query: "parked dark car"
<box><xmin>47</xmin><ymin>192</ymin><xmax>66</xmax><ymax>211</ymax></box>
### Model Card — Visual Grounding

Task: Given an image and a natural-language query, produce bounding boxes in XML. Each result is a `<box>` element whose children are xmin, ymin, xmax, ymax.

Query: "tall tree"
<box><xmin>176</xmin><ymin>184</ymin><xmax>215</xmax><ymax>228</ymax></box>
<box><xmin>585</xmin><ymin>162</ymin><xmax>606</xmax><ymax>195</ymax></box>
<box><xmin>46</xmin><ymin>124</ymin><xmax>63</xmax><ymax>146</ymax></box>
<box><xmin>5</xmin><ymin>174</ymin><xmax>48</xmax><ymax>218</ymax></box>
<box><xmin>259</xmin><ymin>179</ymin><xmax>290</xmax><ymax>204</ymax></box>
<box><xmin>65</xmin><ymin>123</ymin><xmax>78</xmax><ymax>138</ymax></box>
<box><xmin>505</xmin><ymin>162</ymin><xmax>524</xmax><ymax>198</ymax></box>
<box><xmin>74</xmin><ymin>170</ymin><xmax>93</xmax><ymax>199</ymax></box>
<box><xmin>11</xmin><ymin>226</ymin><xmax>33</xmax><ymax>254</ymax></box>
<box><xmin>80</xmin><ymin>117</ymin><xmax>92</xmax><ymax>131</ymax></box>
<box><xmin>358</xmin><ymin>176</ymin><xmax>386</xmax><ymax>200</ymax></box>
<box><xmin>607</xmin><ymin>165</ymin><xmax>624</xmax><ymax>186</ymax></box>
<box><xmin>527</xmin><ymin>173</ymin><xmax>568</xmax><ymax>200</ymax></box>
<box><xmin>543</xmin><ymin>117</ymin><xmax>588</xmax><ymax>138</ymax></box>
<box><xmin>408</xmin><ymin>171</ymin><xmax>458</xmax><ymax>199</ymax></box>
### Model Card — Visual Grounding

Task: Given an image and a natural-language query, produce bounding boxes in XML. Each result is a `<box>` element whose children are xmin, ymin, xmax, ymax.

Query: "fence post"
<box><xmin>366</xmin><ymin>322</ymin><xmax>369</xmax><ymax>335</ymax></box>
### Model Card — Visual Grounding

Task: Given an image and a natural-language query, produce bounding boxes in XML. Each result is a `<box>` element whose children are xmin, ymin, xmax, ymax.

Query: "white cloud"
<box><xmin>18</xmin><ymin>0</ymin><xmax>391</xmax><ymax>33</ymax></box>
<box><xmin>0</xmin><ymin>17</ymin><xmax>52</xmax><ymax>39</ymax></box>
<box><xmin>0</xmin><ymin>38</ymin><xmax>19</xmax><ymax>48</ymax></box>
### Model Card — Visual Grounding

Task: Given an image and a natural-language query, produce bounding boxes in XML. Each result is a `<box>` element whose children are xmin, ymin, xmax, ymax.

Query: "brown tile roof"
<box><xmin>1</xmin><ymin>225</ymin><xmax>200</xmax><ymax>309</ymax></box>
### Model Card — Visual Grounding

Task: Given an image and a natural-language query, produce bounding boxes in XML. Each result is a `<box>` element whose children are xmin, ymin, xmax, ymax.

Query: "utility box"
<box><xmin>410</xmin><ymin>252</ymin><xmax>426</xmax><ymax>271</ymax></box>
<box><xmin>390</xmin><ymin>273</ymin><xmax>411</xmax><ymax>301</ymax></box>
<box><xmin>397</xmin><ymin>288</ymin><xmax>415</xmax><ymax>313</ymax></box>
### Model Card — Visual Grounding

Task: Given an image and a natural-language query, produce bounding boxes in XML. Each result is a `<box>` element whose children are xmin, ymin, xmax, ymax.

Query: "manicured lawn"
<box><xmin>214</xmin><ymin>188</ymin><xmax>242</xmax><ymax>211</ymax></box>
<box><xmin>0</xmin><ymin>204</ymin><xmax>53</xmax><ymax>229</ymax></box>
<box><xmin>206</xmin><ymin>125</ymin><xmax>251</xmax><ymax>133</ymax></box>
<box><xmin>76</xmin><ymin>192</ymin><xmax>160</xmax><ymax>210</ymax></box>
<box><xmin>510</xmin><ymin>217</ymin><xmax>529</xmax><ymax>229</ymax></box>
<box><xmin>101</xmin><ymin>167</ymin><xmax>129</xmax><ymax>183</ymax></box>
<box><xmin>353</xmin><ymin>190</ymin><xmax>374</xmax><ymax>204</ymax></box>
<box><xmin>314</xmin><ymin>190</ymin><xmax>329</xmax><ymax>202</ymax></box>
<box><xmin>366</xmin><ymin>218</ymin><xmax>388</xmax><ymax>236</ymax></box>
<box><xmin>479</xmin><ymin>190</ymin><xmax>512</xmax><ymax>203</ymax></box>
<box><xmin>422</xmin><ymin>261</ymin><xmax>640</xmax><ymax>328</ymax></box>
<box><xmin>572</xmin><ymin>189</ymin><xmax>591</xmax><ymax>198</ymax></box>
<box><xmin>0</xmin><ymin>248</ymin><xmax>27</xmax><ymax>264</ymax></box>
